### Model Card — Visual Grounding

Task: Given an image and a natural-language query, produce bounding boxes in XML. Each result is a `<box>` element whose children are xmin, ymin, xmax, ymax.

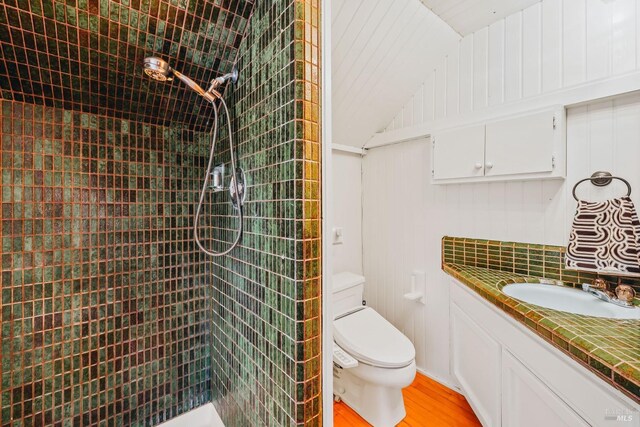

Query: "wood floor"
<box><xmin>334</xmin><ymin>372</ymin><xmax>481</xmax><ymax>427</ymax></box>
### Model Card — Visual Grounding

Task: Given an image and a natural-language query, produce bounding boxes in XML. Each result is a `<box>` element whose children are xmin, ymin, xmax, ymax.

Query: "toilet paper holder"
<box><xmin>404</xmin><ymin>270</ymin><xmax>425</xmax><ymax>304</ymax></box>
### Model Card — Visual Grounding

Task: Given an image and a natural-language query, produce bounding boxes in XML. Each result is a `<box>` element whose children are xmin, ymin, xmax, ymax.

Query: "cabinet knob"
<box><xmin>474</xmin><ymin>163</ymin><xmax>483</xmax><ymax>170</ymax></box>
<box><xmin>485</xmin><ymin>162</ymin><xmax>494</xmax><ymax>169</ymax></box>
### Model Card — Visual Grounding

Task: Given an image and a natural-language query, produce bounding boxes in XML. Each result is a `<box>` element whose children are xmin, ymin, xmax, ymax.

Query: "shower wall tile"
<box><xmin>0</xmin><ymin>100</ymin><xmax>213</xmax><ymax>426</ymax></box>
<box><xmin>208</xmin><ymin>1</ymin><xmax>322</xmax><ymax>426</ymax></box>
<box><xmin>0</xmin><ymin>0</ymin><xmax>254</xmax><ymax>128</ymax></box>
<box><xmin>1</xmin><ymin>0</ymin><xmax>323</xmax><ymax>425</ymax></box>
<box><xmin>296</xmin><ymin>0</ymin><xmax>322</xmax><ymax>423</ymax></box>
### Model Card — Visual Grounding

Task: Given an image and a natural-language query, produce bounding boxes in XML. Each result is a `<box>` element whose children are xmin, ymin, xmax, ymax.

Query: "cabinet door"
<box><xmin>451</xmin><ymin>303</ymin><xmax>501</xmax><ymax>427</ymax></box>
<box><xmin>484</xmin><ymin>110</ymin><xmax>556</xmax><ymax>177</ymax></box>
<box><xmin>502</xmin><ymin>350</ymin><xmax>589</xmax><ymax>427</ymax></box>
<box><xmin>432</xmin><ymin>125</ymin><xmax>485</xmax><ymax>180</ymax></box>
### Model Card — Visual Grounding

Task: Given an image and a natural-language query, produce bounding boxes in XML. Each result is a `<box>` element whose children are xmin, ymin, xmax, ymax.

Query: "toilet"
<box><xmin>332</xmin><ymin>272</ymin><xmax>416</xmax><ymax>426</ymax></box>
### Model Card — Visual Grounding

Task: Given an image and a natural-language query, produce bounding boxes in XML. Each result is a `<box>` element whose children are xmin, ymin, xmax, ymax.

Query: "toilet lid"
<box><xmin>333</xmin><ymin>307</ymin><xmax>415</xmax><ymax>368</ymax></box>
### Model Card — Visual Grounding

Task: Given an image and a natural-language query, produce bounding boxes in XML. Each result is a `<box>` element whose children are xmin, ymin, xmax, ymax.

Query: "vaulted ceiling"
<box><xmin>419</xmin><ymin>0</ymin><xmax>541</xmax><ymax>36</ymax></box>
<box><xmin>332</xmin><ymin>0</ymin><xmax>542</xmax><ymax>147</ymax></box>
<box><xmin>331</xmin><ymin>0</ymin><xmax>460</xmax><ymax>147</ymax></box>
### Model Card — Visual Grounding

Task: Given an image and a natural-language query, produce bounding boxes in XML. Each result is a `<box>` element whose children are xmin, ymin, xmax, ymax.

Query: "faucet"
<box><xmin>582</xmin><ymin>278</ymin><xmax>637</xmax><ymax>308</ymax></box>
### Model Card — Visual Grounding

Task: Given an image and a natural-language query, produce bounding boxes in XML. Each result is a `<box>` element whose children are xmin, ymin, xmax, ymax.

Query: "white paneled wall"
<box><xmin>332</xmin><ymin>152</ymin><xmax>363</xmax><ymax>275</ymax></box>
<box><xmin>362</xmin><ymin>0</ymin><xmax>640</xmax><ymax>385</ymax></box>
<box><xmin>385</xmin><ymin>0</ymin><xmax>640</xmax><ymax>131</ymax></box>
<box><xmin>363</xmin><ymin>93</ymin><xmax>640</xmax><ymax>383</ymax></box>
<box><xmin>331</xmin><ymin>0</ymin><xmax>459</xmax><ymax>147</ymax></box>
<box><xmin>361</xmin><ymin>139</ymin><xmax>434</xmax><ymax>374</ymax></box>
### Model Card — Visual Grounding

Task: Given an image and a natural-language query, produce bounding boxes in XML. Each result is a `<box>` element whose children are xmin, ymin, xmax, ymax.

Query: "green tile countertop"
<box><xmin>443</xmin><ymin>263</ymin><xmax>640</xmax><ymax>402</ymax></box>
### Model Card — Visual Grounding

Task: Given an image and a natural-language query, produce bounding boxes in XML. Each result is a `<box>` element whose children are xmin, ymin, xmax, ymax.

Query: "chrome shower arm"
<box><xmin>207</xmin><ymin>66</ymin><xmax>239</xmax><ymax>93</ymax></box>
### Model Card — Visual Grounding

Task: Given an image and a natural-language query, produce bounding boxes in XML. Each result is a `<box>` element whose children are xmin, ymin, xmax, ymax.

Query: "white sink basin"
<box><xmin>502</xmin><ymin>282</ymin><xmax>640</xmax><ymax>320</ymax></box>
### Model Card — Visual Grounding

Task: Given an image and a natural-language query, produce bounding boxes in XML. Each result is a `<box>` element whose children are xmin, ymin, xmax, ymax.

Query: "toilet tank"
<box><xmin>332</xmin><ymin>272</ymin><xmax>365</xmax><ymax>318</ymax></box>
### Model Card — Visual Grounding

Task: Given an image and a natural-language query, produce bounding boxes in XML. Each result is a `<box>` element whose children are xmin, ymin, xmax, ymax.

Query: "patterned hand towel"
<box><xmin>566</xmin><ymin>196</ymin><xmax>640</xmax><ymax>276</ymax></box>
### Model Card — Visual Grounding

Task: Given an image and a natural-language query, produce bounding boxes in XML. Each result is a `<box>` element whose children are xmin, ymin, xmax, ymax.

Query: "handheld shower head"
<box><xmin>143</xmin><ymin>57</ymin><xmax>172</xmax><ymax>81</ymax></box>
<box><xmin>143</xmin><ymin>56</ymin><xmax>218</xmax><ymax>103</ymax></box>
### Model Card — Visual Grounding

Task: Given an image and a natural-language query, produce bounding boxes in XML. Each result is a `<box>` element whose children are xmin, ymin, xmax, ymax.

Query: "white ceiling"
<box><xmin>331</xmin><ymin>0</ymin><xmax>460</xmax><ymax>147</ymax></box>
<box><xmin>418</xmin><ymin>0</ymin><xmax>542</xmax><ymax>36</ymax></box>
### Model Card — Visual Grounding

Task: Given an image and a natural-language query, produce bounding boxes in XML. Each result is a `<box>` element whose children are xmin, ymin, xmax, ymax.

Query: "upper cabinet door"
<box><xmin>484</xmin><ymin>110</ymin><xmax>557</xmax><ymax>177</ymax></box>
<box><xmin>432</xmin><ymin>125</ymin><xmax>485</xmax><ymax>180</ymax></box>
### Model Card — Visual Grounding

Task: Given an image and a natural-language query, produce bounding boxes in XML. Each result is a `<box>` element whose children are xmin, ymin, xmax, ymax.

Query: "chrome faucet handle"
<box><xmin>591</xmin><ymin>278</ymin><xmax>609</xmax><ymax>291</ymax></box>
<box><xmin>590</xmin><ymin>278</ymin><xmax>616</xmax><ymax>299</ymax></box>
<box><xmin>615</xmin><ymin>284</ymin><xmax>636</xmax><ymax>305</ymax></box>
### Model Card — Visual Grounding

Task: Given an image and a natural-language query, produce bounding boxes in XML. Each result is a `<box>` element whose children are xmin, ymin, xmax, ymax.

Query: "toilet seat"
<box><xmin>334</xmin><ymin>307</ymin><xmax>415</xmax><ymax>368</ymax></box>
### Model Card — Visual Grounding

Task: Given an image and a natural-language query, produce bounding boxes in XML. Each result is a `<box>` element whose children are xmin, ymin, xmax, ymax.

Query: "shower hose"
<box><xmin>193</xmin><ymin>97</ymin><xmax>244</xmax><ymax>256</ymax></box>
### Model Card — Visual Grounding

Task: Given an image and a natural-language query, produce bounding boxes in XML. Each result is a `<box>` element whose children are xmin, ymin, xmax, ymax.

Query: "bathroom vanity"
<box><xmin>449</xmin><ymin>274</ymin><xmax>638</xmax><ymax>426</ymax></box>
<box><xmin>441</xmin><ymin>237</ymin><xmax>640</xmax><ymax>427</ymax></box>
<box><xmin>450</xmin><ymin>268</ymin><xmax>640</xmax><ymax>427</ymax></box>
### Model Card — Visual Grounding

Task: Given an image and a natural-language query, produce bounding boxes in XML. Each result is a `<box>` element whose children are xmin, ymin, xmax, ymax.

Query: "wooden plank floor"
<box><xmin>334</xmin><ymin>372</ymin><xmax>481</xmax><ymax>426</ymax></box>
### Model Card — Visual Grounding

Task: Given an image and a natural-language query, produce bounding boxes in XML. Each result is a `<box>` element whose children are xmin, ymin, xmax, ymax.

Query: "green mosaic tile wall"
<box><xmin>0</xmin><ymin>101</ymin><xmax>213</xmax><ymax>426</ymax></box>
<box><xmin>1</xmin><ymin>0</ymin><xmax>323</xmax><ymax>425</ymax></box>
<box><xmin>208</xmin><ymin>1</ymin><xmax>322</xmax><ymax>426</ymax></box>
<box><xmin>442</xmin><ymin>236</ymin><xmax>640</xmax><ymax>292</ymax></box>
<box><xmin>0</xmin><ymin>0</ymin><xmax>254</xmax><ymax>128</ymax></box>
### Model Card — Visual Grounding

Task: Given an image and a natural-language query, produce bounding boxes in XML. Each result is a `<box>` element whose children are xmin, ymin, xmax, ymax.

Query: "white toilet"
<box><xmin>332</xmin><ymin>272</ymin><xmax>416</xmax><ymax>426</ymax></box>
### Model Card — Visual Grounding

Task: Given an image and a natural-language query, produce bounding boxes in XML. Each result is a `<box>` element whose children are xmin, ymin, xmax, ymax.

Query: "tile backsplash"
<box><xmin>442</xmin><ymin>236</ymin><xmax>640</xmax><ymax>292</ymax></box>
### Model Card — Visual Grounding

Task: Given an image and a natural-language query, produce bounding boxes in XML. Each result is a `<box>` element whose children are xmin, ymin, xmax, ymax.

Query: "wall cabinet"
<box><xmin>450</xmin><ymin>279</ymin><xmax>639</xmax><ymax>427</ymax></box>
<box><xmin>432</xmin><ymin>125</ymin><xmax>485</xmax><ymax>180</ymax></box>
<box><xmin>432</xmin><ymin>107</ymin><xmax>565</xmax><ymax>184</ymax></box>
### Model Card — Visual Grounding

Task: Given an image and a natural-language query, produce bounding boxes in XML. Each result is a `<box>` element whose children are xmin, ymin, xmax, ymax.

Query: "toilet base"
<box><xmin>334</xmin><ymin>360</ymin><xmax>416</xmax><ymax>426</ymax></box>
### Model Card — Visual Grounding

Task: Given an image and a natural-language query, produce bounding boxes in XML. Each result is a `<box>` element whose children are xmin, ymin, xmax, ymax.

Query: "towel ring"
<box><xmin>572</xmin><ymin>171</ymin><xmax>632</xmax><ymax>201</ymax></box>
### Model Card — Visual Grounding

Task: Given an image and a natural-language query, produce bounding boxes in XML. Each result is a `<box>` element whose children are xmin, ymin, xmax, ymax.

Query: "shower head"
<box><xmin>143</xmin><ymin>56</ymin><xmax>219</xmax><ymax>103</ymax></box>
<box><xmin>143</xmin><ymin>57</ymin><xmax>172</xmax><ymax>81</ymax></box>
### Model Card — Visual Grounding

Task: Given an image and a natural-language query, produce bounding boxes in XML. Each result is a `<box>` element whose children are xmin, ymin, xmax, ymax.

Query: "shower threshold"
<box><xmin>158</xmin><ymin>403</ymin><xmax>225</xmax><ymax>427</ymax></box>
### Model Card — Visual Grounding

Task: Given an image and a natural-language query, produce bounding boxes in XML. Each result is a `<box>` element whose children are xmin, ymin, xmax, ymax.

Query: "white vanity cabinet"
<box><xmin>432</xmin><ymin>107</ymin><xmax>565</xmax><ymax>184</ymax></box>
<box><xmin>450</xmin><ymin>279</ymin><xmax>640</xmax><ymax>427</ymax></box>
<box><xmin>501</xmin><ymin>350</ymin><xmax>589</xmax><ymax>427</ymax></box>
<box><xmin>451</xmin><ymin>304</ymin><xmax>501</xmax><ymax>426</ymax></box>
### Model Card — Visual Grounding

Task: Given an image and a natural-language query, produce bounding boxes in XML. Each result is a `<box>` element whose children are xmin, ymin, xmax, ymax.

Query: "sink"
<box><xmin>502</xmin><ymin>282</ymin><xmax>640</xmax><ymax>320</ymax></box>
